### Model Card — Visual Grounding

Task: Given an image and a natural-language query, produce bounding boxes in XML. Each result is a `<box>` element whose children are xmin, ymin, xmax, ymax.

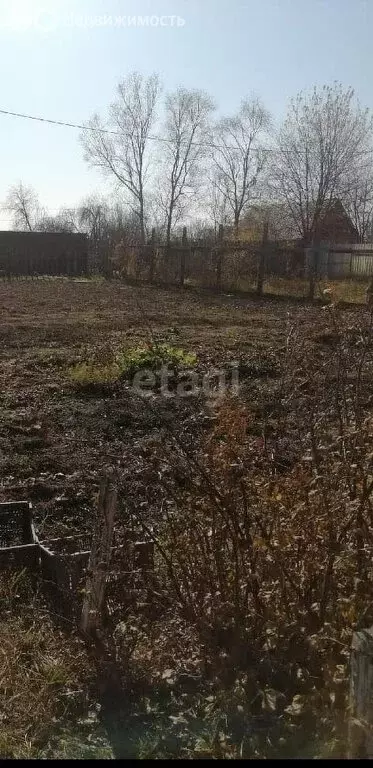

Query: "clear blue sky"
<box><xmin>0</xmin><ymin>0</ymin><xmax>372</xmax><ymax>227</ymax></box>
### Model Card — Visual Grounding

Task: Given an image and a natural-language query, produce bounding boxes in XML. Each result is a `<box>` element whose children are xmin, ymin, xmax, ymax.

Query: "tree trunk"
<box><xmin>139</xmin><ymin>196</ymin><xmax>146</xmax><ymax>246</ymax></box>
<box><xmin>166</xmin><ymin>216</ymin><xmax>172</xmax><ymax>248</ymax></box>
<box><xmin>234</xmin><ymin>212</ymin><xmax>240</xmax><ymax>239</ymax></box>
<box><xmin>166</xmin><ymin>197</ymin><xmax>175</xmax><ymax>247</ymax></box>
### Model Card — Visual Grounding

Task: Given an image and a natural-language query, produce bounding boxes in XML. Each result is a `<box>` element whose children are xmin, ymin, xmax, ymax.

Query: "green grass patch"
<box><xmin>117</xmin><ymin>344</ymin><xmax>197</xmax><ymax>379</ymax></box>
<box><xmin>68</xmin><ymin>344</ymin><xmax>197</xmax><ymax>389</ymax></box>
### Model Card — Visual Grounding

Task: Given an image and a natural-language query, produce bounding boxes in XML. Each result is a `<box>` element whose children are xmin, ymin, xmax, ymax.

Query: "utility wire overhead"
<box><xmin>0</xmin><ymin>106</ymin><xmax>275</xmax><ymax>151</ymax></box>
<box><xmin>5</xmin><ymin>106</ymin><xmax>369</xmax><ymax>157</ymax></box>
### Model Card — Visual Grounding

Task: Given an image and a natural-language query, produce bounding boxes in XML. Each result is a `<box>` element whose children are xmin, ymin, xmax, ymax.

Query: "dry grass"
<box><xmin>264</xmin><ymin>276</ymin><xmax>369</xmax><ymax>303</ymax></box>
<box><xmin>0</xmin><ymin>571</ymin><xmax>96</xmax><ymax>758</ymax></box>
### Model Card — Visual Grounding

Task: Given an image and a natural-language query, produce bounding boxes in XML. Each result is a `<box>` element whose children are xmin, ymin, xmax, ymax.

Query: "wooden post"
<box><xmin>216</xmin><ymin>224</ymin><xmax>224</xmax><ymax>291</ymax></box>
<box><xmin>149</xmin><ymin>228</ymin><xmax>156</xmax><ymax>283</ymax></box>
<box><xmin>257</xmin><ymin>220</ymin><xmax>269</xmax><ymax>297</ymax></box>
<box><xmin>6</xmin><ymin>252</ymin><xmax>11</xmax><ymax>282</ymax></box>
<box><xmin>348</xmin><ymin>627</ymin><xmax>373</xmax><ymax>758</ymax></box>
<box><xmin>180</xmin><ymin>227</ymin><xmax>188</xmax><ymax>287</ymax></box>
<box><xmin>80</xmin><ymin>475</ymin><xmax>117</xmax><ymax>636</ymax></box>
<box><xmin>134</xmin><ymin>541</ymin><xmax>155</xmax><ymax>570</ymax></box>
<box><xmin>308</xmin><ymin>243</ymin><xmax>319</xmax><ymax>301</ymax></box>
<box><xmin>102</xmin><ymin>246</ymin><xmax>109</xmax><ymax>280</ymax></box>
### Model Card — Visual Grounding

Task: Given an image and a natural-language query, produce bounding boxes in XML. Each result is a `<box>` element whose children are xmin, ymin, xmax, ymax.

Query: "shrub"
<box><xmin>122</xmin><ymin>304</ymin><xmax>373</xmax><ymax>757</ymax></box>
<box><xmin>117</xmin><ymin>344</ymin><xmax>197</xmax><ymax>379</ymax></box>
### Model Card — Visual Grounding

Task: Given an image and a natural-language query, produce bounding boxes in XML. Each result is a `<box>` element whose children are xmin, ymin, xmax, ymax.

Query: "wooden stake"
<box><xmin>180</xmin><ymin>226</ymin><xmax>188</xmax><ymax>287</ymax></box>
<box><xmin>80</xmin><ymin>475</ymin><xmax>117</xmax><ymax>636</ymax></box>
<box><xmin>348</xmin><ymin>627</ymin><xmax>373</xmax><ymax>758</ymax></box>
<box><xmin>216</xmin><ymin>224</ymin><xmax>224</xmax><ymax>291</ymax></box>
<box><xmin>257</xmin><ymin>220</ymin><xmax>269</xmax><ymax>297</ymax></box>
<box><xmin>149</xmin><ymin>227</ymin><xmax>156</xmax><ymax>283</ymax></box>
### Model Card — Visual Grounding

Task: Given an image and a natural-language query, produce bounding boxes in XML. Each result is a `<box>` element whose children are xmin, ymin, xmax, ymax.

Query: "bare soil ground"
<box><xmin>0</xmin><ymin>279</ymin><xmax>364</xmax><ymax>543</ymax></box>
<box><xmin>0</xmin><ymin>278</ymin><xmax>371</xmax><ymax>758</ymax></box>
<box><xmin>0</xmin><ymin>278</ymin><xmax>294</xmax><ymax>539</ymax></box>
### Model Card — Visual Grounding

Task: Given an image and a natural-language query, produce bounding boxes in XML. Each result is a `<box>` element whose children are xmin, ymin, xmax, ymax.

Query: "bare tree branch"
<box><xmin>343</xmin><ymin>173</ymin><xmax>373</xmax><ymax>243</ymax></box>
<box><xmin>212</xmin><ymin>98</ymin><xmax>271</xmax><ymax>234</ymax></box>
<box><xmin>156</xmin><ymin>87</ymin><xmax>215</xmax><ymax>244</ymax></box>
<box><xmin>81</xmin><ymin>72</ymin><xmax>161</xmax><ymax>244</ymax></box>
<box><xmin>4</xmin><ymin>182</ymin><xmax>41</xmax><ymax>231</ymax></box>
<box><xmin>271</xmin><ymin>83</ymin><xmax>373</xmax><ymax>244</ymax></box>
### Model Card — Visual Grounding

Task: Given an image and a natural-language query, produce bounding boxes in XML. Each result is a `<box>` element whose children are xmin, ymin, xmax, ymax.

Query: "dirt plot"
<box><xmin>0</xmin><ymin>277</ymin><xmax>360</xmax><ymax>540</ymax></box>
<box><xmin>2</xmin><ymin>278</ymin><xmax>373</xmax><ymax>758</ymax></box>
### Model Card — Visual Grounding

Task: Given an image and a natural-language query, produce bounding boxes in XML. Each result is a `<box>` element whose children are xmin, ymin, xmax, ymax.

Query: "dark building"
<box><xmin>0</xmin><ymin>231</ymin><xmax>89</xmax><ymax>277</ymax></box>
<box><xmin>313</xmin><ymin>199</ymin><xmax>359</xmax><ymax>244</ymax></box>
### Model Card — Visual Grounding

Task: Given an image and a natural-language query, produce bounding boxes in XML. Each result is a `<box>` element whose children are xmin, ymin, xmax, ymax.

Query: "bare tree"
<box><xmin>157</xmin><ymin>87</ymin><xmax>215</xmax><ymax>245</ymax></box>
<box><xmin>34</xmin><ymin>207</ymin><xmax>79</xmax><ymax>233</ymax></box>
<box><xmin>212</xmin><ymin>98</ymin><xmax>271</xmax><ymax>234</ymax></box>
<box><xmin>106</xmin><ymin>202</ymin><xmax>143</xmax><ymax>245</ymax></box>
<box><xmin>187</xmin><ymin>218</ymin><xmax>216</xmax><ymax>244</ymax></box>
<box><xmin>207</xmin><ymin>176</ymin><xmax>230</xmax><ymax>236</ymax></box>
<box><xmin>77</xmin><ymin>196</ymin><xmax>110</xmax><ymax>248</ymax></box>
<box><xmin>272</xmin><ymin>83</ymin><xmax>372</xmax><ymax>244</ymax></box>
<box><xmin>241</xmin><ymin>201</ymin><xmax>298</xmax><ymax>241</ymax></box>
<box><xmin>4</xmin><ymin>182</ymin><xmax>41</xmax><ymax>231</ymax></box>
<box><xmin>343</xmin><ymin>173</ymin><xmax>373</xmax><ymax>243</ymax></box>
<box><xmin>81</xmin><ymin>72</ymin><xmax>161</xmax><ymax>244</ymax></box>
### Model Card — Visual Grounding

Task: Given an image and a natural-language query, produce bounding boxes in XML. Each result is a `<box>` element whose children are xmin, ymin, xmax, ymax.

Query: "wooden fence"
<box><xmin>2</xmin><ymin>226</ymin><xmax>373</xmax><ymax>296</ymax></box>
<box><xmin>0</xmin><ymin>231</ymin><xmax>89</xmax><ymax>277</ymax></box>
<box><xmin>110</xmin><ymin>226</ymin><xmax>306</xmax><ymax>296</ymax></box>
<box><xmin>111</xmin><ymin>230</ymin><xmax>373</xmax><ymax>298</ymax></box>
<box><xmin>306</xmin><ymin>243</ymin><xmax>373</xmax><ymax>281</ymax></box>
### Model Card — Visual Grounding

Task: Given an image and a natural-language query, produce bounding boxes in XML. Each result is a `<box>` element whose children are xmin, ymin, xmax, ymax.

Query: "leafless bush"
<box><xmin>124</xmin><ymin>301</ymin><xmax>373</xmax><ymax>754</ymax></box>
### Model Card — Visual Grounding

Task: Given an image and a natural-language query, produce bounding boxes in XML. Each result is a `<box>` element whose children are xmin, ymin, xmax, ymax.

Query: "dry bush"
<box><xmin>221</xmin><ymin>249</ymin><xmax>258</xmax><ymax>291</ymax></box>
<box><xmin>126</xmin><ymin>301</ymin><xmax>373</xmax><ymax>756</ymax></box>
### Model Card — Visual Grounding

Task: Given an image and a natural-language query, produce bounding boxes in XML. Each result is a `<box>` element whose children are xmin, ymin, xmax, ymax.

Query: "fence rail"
<box><xmin>110</xmin><ymin>228</ymin><xmax>373</xmax><ymax>298</ymax></box>
<box><xmin>110</xmin><ymin>226</ymin><xmax>306</xmax><ymax>296</ymax></box>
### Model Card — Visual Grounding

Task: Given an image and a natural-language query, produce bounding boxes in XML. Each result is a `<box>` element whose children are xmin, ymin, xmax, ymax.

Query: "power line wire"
<box><xmin>1</xmin><ymin>106</ymin><xmax>373</xmax><ymax>159</ymax></box>
<box><xmin>0</xmin><ymin>108</ymin><xmax>115</xmax><ymax>134</ymax></box>
<box><xmin>0</xmin><ymin>106</ymin><xmax>287</xmax><ymax>154</ymax></box>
